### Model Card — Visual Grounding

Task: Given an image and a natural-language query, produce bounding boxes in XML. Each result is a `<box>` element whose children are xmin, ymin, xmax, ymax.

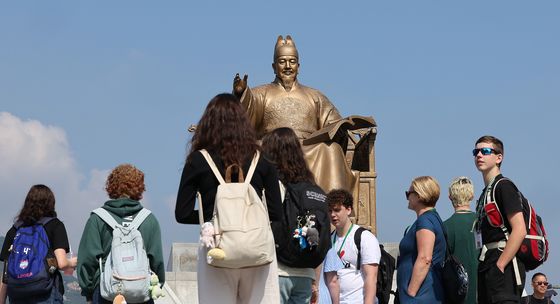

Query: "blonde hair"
<box><xmin>411</xmin><ymin>176</ymin><xmax>440</xmax><ymax>207</ymax></box>
<box><xmin>448</xmin><ymin>176</ymin><xmax>474</xmax><ymax>208</ymax></box>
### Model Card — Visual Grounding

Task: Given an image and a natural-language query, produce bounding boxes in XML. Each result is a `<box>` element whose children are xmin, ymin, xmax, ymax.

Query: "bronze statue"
<box><xmin>233</xmin><ymin>35</ymin><xmax>374</xmax><ymax>196</ymax></box>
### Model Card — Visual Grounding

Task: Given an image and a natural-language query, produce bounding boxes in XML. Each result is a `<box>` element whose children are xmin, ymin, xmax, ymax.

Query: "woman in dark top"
<box><xmin>261</xmin><ymin>127</ymin><xmax>320</xmax><ymax>303</ymax></box>
<box><xmin>397</xmin><ymin>176</ymin><xmax>446</xmax><ymax>304</ymax></box>
<box><xmin>175</xmin><ymin>93</ymin><xmax>282</xmax><ymax>304</ymax></box>
<box><xmin>0</xmin><ymin>184</ymin><xmax>77</xmax><ymax>304</ymax></box>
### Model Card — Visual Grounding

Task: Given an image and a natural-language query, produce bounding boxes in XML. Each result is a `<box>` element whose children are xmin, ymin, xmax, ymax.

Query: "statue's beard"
<box><xmin>276</xmin><ymin>73</ymin><xmax>297</xmax><ymax>89</ymax></box>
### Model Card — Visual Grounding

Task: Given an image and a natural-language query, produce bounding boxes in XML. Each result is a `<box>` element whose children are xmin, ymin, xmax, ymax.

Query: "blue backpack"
<box><xmin>6</xmin><ymin>217</ymin><xmax>56</xmax><ymax>299</ymax></box>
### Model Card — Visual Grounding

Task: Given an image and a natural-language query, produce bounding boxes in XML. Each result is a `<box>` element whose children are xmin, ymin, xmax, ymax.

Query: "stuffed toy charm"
<box><xmin>293</xmin><ymin>227</ymin><xmax>309</xmax><ymax>249</ymax></box>
<box><xmin>113</xmin><ymin>294</ymin><xmax>127</xmax><ymax>304</ymax></box>
<box><xmin>207</xmin><ymin>247</ymin><xmax>226</xmax><ymax>263</ymax></box>
<box><xmin>200</xmin><ymin>222</ymin><xmax>216</xmax><ymax>248</ymax></box>
<box><xmin>149</xmin><ymin>273</ymin><xmax>165</xmax><ymax>299</ymax></box>
<box><xmin>306</xmin><ymin>227</ymin><xmax>319</xmax><ymax>247</ymax></box>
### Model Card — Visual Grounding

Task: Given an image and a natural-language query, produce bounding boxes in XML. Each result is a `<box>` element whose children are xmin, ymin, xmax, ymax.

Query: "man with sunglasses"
<box><xmin>522</xmin><ymin>273</ymin><xmax>555</xmax><ymax>304</ymax></box>
<box><xmin>474</xmin><ymin>135</ymin><xmax>527</xmax><ymax>304</ymax></box>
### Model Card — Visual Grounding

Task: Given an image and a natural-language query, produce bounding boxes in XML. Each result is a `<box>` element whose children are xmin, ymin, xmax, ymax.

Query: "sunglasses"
<box><xmin>472</xmin><ymin>147</ymin><xmax>498</xmax><ymax>156</ymax></box>
<box><xmin>405</xmin><ymin>190</ymin><xmax>417</xmax><ymax>199</ymax></box>
<box><xmin>534</xmin><ymin>281</ymin><xmax>548</xmax><ymax>286</ymax></box>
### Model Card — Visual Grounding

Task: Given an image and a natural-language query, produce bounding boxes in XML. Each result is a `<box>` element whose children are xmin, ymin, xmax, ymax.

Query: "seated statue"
<box><xmin>233</xmin><ymin>35</ymin><xmax>376</xmax><ymax>197</ymax></box>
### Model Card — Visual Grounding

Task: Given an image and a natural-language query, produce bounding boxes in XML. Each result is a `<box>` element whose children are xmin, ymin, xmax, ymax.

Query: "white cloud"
<box><xmin>0</xmin><ymin>112</ymin><xmax>108</xmax><ymax>249</ymax></box>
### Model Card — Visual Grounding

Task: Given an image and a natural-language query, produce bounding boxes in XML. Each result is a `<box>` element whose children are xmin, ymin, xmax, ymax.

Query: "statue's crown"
<box><xmin>274</xmin><ymin>35</ymin><xmax>299</xmax><ymax>60</ymax></box>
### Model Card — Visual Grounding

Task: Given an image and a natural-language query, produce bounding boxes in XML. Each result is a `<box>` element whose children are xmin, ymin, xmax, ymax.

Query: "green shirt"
<box><xmin>444</xmin><ymin>211</ymin><xmax>478</xmax><ymax>304</ymax></box>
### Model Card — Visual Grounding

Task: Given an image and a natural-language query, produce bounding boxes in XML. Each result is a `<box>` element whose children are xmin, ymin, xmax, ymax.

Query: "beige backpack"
<box><xmin>198</xmin><ymin>149</ymin><xmax>274</xmax><ymax>268</ymax></box>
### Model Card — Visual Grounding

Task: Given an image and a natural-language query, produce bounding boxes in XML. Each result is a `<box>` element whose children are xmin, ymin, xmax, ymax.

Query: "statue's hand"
<box><xmin>233</xmin><ymin>73</ymin><xmax>248</xmax><ymax>98</ymax></box>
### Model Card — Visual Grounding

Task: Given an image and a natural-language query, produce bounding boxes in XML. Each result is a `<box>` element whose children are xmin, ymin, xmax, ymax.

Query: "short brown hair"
<box><xmin>476</xmin><ymin>135</ymin><xmax>504</xmax><ymax>167</ymax></box>
<box><xmin>326</xmin><ymin>189</ymin><xmax>353</xmax><ymax>210</ymax></box>
<box><xmin>411</xmin><ymin>176</ymin><xmax>440</xmax><ymax>207</ymax></box>
<box><xmin>106</xmin><ymin>164</ymin><xmax>145</xmax><ymax>201</ymax></box>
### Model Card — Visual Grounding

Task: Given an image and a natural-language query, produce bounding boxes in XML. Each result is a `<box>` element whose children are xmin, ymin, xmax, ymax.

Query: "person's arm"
<box><xmin>407</xmin><ymin>229</ymin><xmax>435</xmax><ymax>297</ymax></box>
<box><xmin>262</xmin><ymin>159</ymin><xmax>282</xmax><ymax>221</ymax></box>
<box><xmin>0</xmin><ymin>279</ymin><xmax>7</xmax><ymax>304</ymax></box>
<box><xmin>175</xmin><ymin>154</ymin><xmax>200</xmax><ymax>224</ymax></box>
<box><xmin>362</xmin><ymin>264</ymin><xmax>379</xmax><ymax>304</ymax></box>
<box><xmin>326</xmin><ymin>271</ymin><xmax>340</xmax><ymax>304</ymax></box>
<box><xmin>77</xmin><ymin>216</ymin><xmax>105</xmax><ymax>300</ymax></box>
<box><xmin>497</xmin><ymin>211</ymin><xmax>526</xmax><ymax>272</ymax></box>
<box><xmin>49</xmin><ymin>220</ymin><xmax>75</xmax><ymax>272</ymax></box>
<box><xmin>54</xmin><ymin>248</ymin><xmax>77</xmax><ymax>271</ymax></box>
<box><xmin>143</xmin><ymin>215</ymin><xmax>165</xmax><ymax>285</ymax></box>
<box><xmin>310</xmin><ymin>265</ymin><xmax>321</xmax><ymax>304</ymax></box>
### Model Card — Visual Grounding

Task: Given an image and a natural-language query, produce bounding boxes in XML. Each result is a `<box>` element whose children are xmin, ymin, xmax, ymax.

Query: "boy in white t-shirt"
<box><xmin>327</xmin><ymin>189</ymin><xmax>381</xmax><ymax>304</ymax></box>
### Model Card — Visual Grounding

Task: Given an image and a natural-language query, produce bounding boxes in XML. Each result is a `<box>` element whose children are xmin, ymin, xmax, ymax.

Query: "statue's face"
<box><xmin>273</xmin><ymin>55</ymin><xmax>299</xmax><ymax>84</ymax></box>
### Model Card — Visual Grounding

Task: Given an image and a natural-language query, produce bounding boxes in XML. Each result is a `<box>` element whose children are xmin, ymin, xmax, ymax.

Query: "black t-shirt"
<box><xmin>522</xmin><ymin>295</ymin><xmax>555</xmax><ymax>304</ymax></box>
<box><xmin>1</xmin><ymin>218</ymin><xmax>70</xmax><ymax>295</ymax></box>
<box><xmin>476</xmin><ymin>174</ymin><xmax>524</xmax><ymax>244</ymax></box>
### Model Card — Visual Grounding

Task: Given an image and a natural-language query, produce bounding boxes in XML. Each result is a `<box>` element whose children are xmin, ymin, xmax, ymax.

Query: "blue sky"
<box><xmin>1</xmin><ymin>1</ymin><xmax>559</xmax><ymax>290</ymax></box>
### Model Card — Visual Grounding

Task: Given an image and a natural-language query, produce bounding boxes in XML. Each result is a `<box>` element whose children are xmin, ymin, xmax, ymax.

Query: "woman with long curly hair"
<box><xmin>175</xmin><ymin>93</ymin><xmax>282</xmax><ymax>304</ymax></box>
<box><xmin>0</xmin><ymin>184</ymin><xmax>77</xmax><ymax>304</ymax></box>
<box><xmin>76</xmin><ymin>164</ymin><xmax>165</xmax><ymax>304</ymax></box>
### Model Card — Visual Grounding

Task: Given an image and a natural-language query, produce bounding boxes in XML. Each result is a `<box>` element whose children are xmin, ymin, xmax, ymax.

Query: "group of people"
<box><xmin>1</xmin><ymin>164</ymin><xmax>165</xmax><ymax>304</ymax></box>
<box><xmin>0</xmin><ymin>34</ymin><xmax>553</xmax><ymax>304</ymax></box>
<box><xmin>174</xmin><ymin>91</ymin><xmax>552</xmax><ymax>304</ymax></box>
<box><xmin>175</xmin><ymin>93</ymin><xmax>383</xmax><ymax>304</ymax></box>
<box><xmin>394</xmin><ymin>135</ymin><xmax>554</xmax><ymax>304</ymax></box>
<box><xmin>176</xmin><ymin>90</ymin><xmax>553</xmax><ymax>304</ymax></box>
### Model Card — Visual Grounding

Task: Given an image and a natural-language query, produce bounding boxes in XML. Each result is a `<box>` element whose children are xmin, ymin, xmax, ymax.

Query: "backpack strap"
<box><xmin>200</xmin><ymin>150</ymin><xmax>227</xmax><ymax>185</ymax></box>
<box><xmin>13</xmin><ymin>217</ymin><xmax>55</xmax><ymax>229</ymax></box>
<box><xmin>128</xmin><ymin>209</ymin><xmax>152</xmax><ymax>230</ymax></box>
<box><xmin>354</xmin><ymin>227</ymin><xmax>366</xmax><ymax>271</ymax></box>
<box><xmin>36</xmin><ymin>217</ymin><xmax>55</xmax><ymax>226</ymax></box>
<box><xmin>92</xmin><ymin>208</ymin><xmax>120</xmax><ymax>229</ymax></box>
<box><xmin>243</xmin><ymin>151</ymin><xmax>260</xmax><ymax>186</ymax></box>
<box><xmin>199</xmin><ymin>149</ymin><xmax>260</xmax><ymax>186</ymax></box>
<box><xmin>488</xmin><ymin>177</ymin><xmax>524</xmax><ymax>287</ymax></box>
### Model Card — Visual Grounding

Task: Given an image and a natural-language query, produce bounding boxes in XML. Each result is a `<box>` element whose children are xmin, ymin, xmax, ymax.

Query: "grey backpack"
<box><xmin>93</xmin><ymin>208</ymin><xmax>152</xmax><ymax>302</ymax></box>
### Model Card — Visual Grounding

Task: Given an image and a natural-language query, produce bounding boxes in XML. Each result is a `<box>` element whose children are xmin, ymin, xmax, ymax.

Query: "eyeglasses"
<box><xmin>534</xmin><ymin>281</ymin><xmax>548</xmax><ymax>286</ymax></box>
<box><xmin>472</xmin><ymin>147</ymin><xmax>498</xmax><ymax>156</ymax></box>
<box><xmin>405</xmin><ymin>190</ymin><xmax>417</xmax><ymax>199</ymax></box>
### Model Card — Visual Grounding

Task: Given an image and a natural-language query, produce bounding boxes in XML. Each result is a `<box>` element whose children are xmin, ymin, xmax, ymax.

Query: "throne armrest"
<box><xmin>349</xmin><ymin>127</ymin><xmax>377</xmax><ymax>172</ymax></box>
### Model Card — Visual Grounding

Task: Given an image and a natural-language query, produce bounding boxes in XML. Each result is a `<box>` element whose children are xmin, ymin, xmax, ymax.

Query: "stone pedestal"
<box><xmin>164</xmin><ymin>243</ymin><xmax>200</xmax><ymax>303</ymax></box>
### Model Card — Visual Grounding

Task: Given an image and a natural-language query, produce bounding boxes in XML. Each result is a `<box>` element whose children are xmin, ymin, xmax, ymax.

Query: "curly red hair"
<box><xmin>105</xmin><ymin>164</ymin><xmax>145</xmax><ymax>201</ymax></box>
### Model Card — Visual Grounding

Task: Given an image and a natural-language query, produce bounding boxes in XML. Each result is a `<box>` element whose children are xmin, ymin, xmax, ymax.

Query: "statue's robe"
<box><xmin>240</xmin><ymin>79</ymin><xmax>357</xmax><ymax>193</ymax></box>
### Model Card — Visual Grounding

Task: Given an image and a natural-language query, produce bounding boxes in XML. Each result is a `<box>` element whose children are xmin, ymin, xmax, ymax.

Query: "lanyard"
<box><xmin>333</xmin><ymin>224</ymin><xmax>353</xmax><ymax>257</ymax></box>
<box><xmin>475</xmin><ymin>176</ymin><xmax>497</xmax><ymax>232</ymax></box>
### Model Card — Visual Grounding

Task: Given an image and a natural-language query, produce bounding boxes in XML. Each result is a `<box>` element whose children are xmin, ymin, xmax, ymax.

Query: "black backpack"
<box><xmin>354</xmin><ymin>227</ymin><xmax>396</xmax><ymax>304</ymax></box>
<box><xmin>271</xmin><ymin>181</ymin><xmax>331</xmax><ymax>268</ymax></box>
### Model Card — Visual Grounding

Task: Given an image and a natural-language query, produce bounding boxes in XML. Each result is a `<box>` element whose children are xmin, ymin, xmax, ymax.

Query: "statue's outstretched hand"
<box><xmin>233</xmin><ymin>73</ymin><xmax>248</xmax><ymax>98</ymax></box>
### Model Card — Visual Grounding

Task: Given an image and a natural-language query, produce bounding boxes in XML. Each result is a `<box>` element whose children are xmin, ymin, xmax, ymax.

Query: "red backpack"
<box><xmin>484</xmin><ymin>178</ymin><xmax>549</xmax><ymax>270</ymax></box>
